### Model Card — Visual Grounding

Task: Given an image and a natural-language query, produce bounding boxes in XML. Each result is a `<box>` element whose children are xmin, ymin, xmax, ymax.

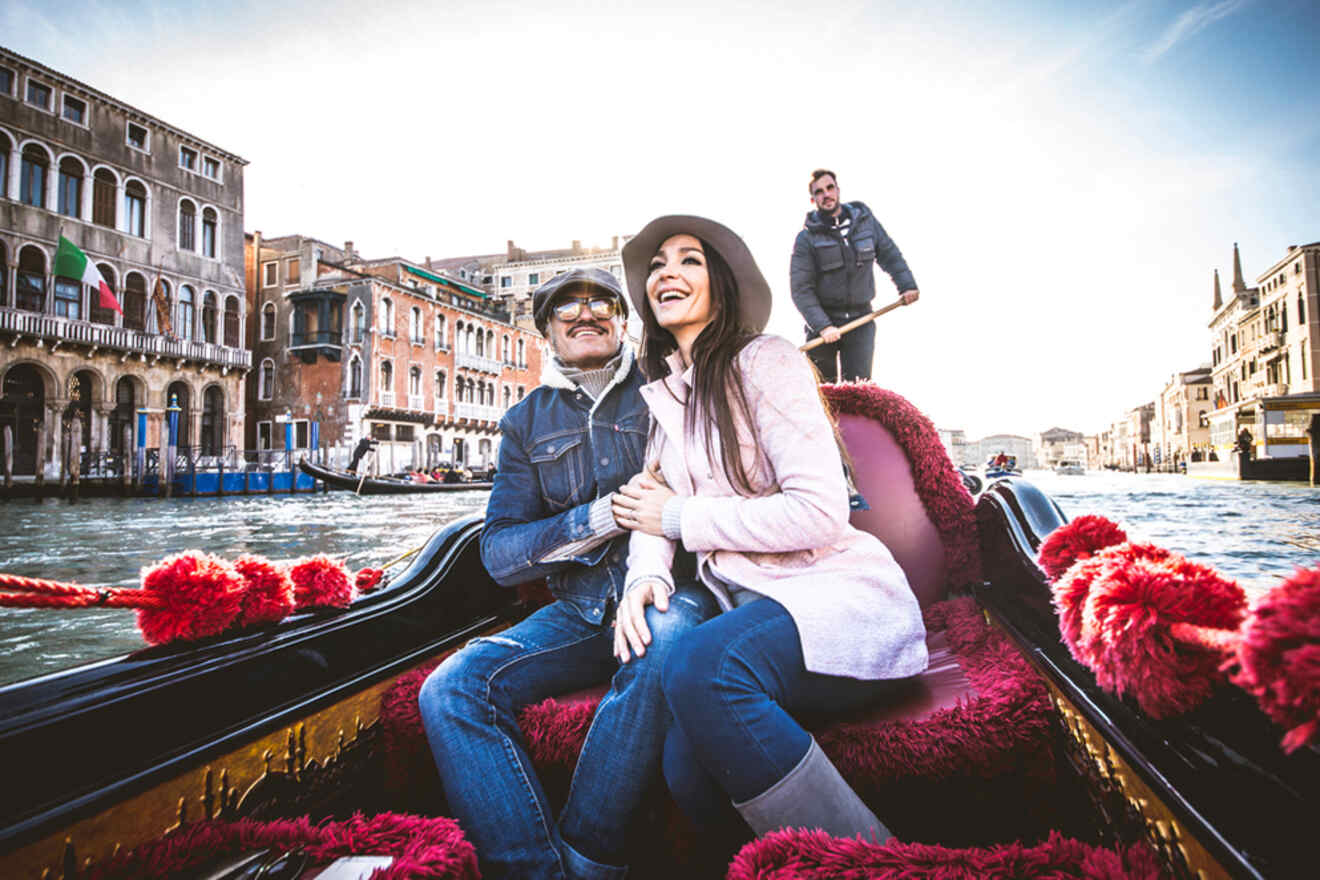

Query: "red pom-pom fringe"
<box><xmin>356</xmin><ymin>567</ymin><xmax>385</xmax><ymax>593</ymax></box>
<box><xmin>137</xmin><ymin>551</ymin><xmax>246</xmax><ymax>645</ymax></box>
<box><xmin>1037</xmin><ymin>515</ymin><xmax>1128</xmax><ymax>582</ymax></box>
<box><xmin>233</xmin><ymin>555</ymin><xmax>296</xmax><ymax>626</ymax></box>
<box><xmin>1228</xmin><ymin>567</ymin><xmax>1320</xmax><ymax>753</ymax></box>
<box><xmin>289</xmin><ymin>554</ymin><xmax>355</xmax><ymax>609</ymax></box>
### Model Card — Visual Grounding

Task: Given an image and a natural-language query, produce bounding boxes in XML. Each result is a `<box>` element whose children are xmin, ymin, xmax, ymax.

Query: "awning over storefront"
<box><xmin>405</xmin><ymin>265</ymin><xmax>488</xmax><ymax>299</ymax></box>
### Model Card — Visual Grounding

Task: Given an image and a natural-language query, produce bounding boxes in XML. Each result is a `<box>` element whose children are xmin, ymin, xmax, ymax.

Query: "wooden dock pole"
<box><xmin>34</xmin><ymin>421</ymin><xmax>46</xmax><ymax>491</ymax></box>
<box><xmin>1308</xmin><ymin>415</ymin><xmax>1320</xmax><ymax>488</ymax></box>
<box><xmin>67</xmin><ymin>419</ymin><xmax>82</xmax><ymax>502</ymax></box>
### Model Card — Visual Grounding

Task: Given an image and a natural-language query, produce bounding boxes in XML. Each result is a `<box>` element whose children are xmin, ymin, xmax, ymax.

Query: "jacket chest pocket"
<box><xmin>813</xmin><ymin>240</ymin><xmax>845</xmax><ymax>272</ymax></box>
<box><xmin>530</xmin><ymin>434</ymin><xmax>587</xmax><ymax>511</ymax></box>
<box><xmin>853</xmin><ymin>236</ymin><xmax>875</xmax><ymax>265</ymax></box>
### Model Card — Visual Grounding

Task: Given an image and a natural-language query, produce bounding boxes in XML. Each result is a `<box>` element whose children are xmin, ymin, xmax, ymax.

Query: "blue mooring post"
<box><xmin>285</xmin><ymin>419</ymin><xmax>294</xmax><ymax>494</ymax></box>
<box><xmin>166</xmin><ymin>395</ymin><xmax>181</xmax><ymax>499</ymax></box>
<box><xmin>310</xmin><ymin>421</ymin><xmax>320</xmax><ymax>464</ymax></box>
<box><xmin>135</xmin><ymin>408</ymin><xmax>148</xmax><ymax>493</ymax></box>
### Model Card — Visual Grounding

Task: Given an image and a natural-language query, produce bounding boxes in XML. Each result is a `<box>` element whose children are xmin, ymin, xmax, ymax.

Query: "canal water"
<box><xmin>1</xmin><ymin>471</ymin><xmax>1316</xmax><ymax>687</ymax></box>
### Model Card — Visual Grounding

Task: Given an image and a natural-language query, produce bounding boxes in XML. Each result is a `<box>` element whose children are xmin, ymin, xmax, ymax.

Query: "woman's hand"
<box><xmin>614</xmin><ymin>579</ymin><xmax>669</xmax><ymax>663</ymax></box>
<box><xmin>612</xmin><ymin>469</ymin><xmax>674</xmax><ymax>536</ymax></box>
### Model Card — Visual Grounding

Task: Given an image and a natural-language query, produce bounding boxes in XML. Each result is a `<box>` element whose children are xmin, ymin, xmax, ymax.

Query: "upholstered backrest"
<box><xmin>824</xmin><ymin>384</ymin><xmax>981</xmax><ymax>609</ymax></box>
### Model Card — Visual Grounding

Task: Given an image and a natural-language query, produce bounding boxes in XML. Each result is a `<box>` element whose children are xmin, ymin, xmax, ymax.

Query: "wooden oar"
<box><xmin>800</xmin><ymin>297</ymin><xmax>907</xmax><ymax>353</ymax></box>
<box><xmin>355</xmin><ymin>448</ymin><xmax>376</xmax><ymax>496</ymax></box>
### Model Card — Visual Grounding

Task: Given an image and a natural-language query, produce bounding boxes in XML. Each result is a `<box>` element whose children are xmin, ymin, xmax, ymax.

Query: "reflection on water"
<box><xmin>1</xmin><ymin>472</ymin><xmax>1316</xmax><ymax>687</ymax></box>
<box><xmin>0</xmin><ymin>491</ymin><xmax>489</xmax><ymax>686</ymax></box>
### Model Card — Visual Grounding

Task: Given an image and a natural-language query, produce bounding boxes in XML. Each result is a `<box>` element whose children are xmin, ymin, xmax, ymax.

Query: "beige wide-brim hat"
<box><xmin>621</xmin><ymin>215</ymin><xmax>773</xmax><ymax>333</ymax></box>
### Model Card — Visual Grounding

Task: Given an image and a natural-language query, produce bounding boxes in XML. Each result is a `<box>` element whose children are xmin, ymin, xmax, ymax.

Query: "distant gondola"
<box><xmin>298</xmin><ymin>458</ymin><xmax>493</xmax><ymax>494</ymax></box>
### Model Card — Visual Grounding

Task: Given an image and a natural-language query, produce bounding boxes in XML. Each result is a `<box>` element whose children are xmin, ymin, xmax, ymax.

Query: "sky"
<box><xmin>4</xmin><ymin>0</ymin><xmax>1318</xmax><ymax>438</ymax></box>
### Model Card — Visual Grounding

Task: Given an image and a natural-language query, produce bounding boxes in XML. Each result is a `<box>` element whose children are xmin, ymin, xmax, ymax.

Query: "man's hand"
<box><xmin>818</xmin><ymin>325</ymin><xmax>842</xmax><ymax>344</ymax></box>
<box><xmin>612</xmin><ymin>469</ymin><xmax>673</xmax><ymax>535</ymax></box>
<box><xmin>899</xmin><ymin>289</ymin><xmax>920</xmax><ymax>306</ymax></box>
<box><xmin>614</xmin><ymin>579</ymin><xmax>669</xmax><ymax>663</ymax></box>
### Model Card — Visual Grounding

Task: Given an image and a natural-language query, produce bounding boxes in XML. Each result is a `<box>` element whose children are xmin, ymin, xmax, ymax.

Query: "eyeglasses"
<box><xmin>552</xmin><ymin>296</ymin><xmax>620</xmax><ymax>323</ymax></box>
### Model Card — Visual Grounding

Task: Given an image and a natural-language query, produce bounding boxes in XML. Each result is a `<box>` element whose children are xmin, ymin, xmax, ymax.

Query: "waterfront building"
<box><xmin>1107</xmin><ymin>403</ymin><xmax>1153</xmax><ymax>470</ymax></box>
<box><xmin>1084</xmin><ymin>433</ymin><xmax>1106</xmax><ymax>470</ymax></box>
<box><xmin>1205</xmin><ymin>241</ymin><xmax>1320</xmax><ymax>461</ymax></box>
<box><xmin>0</xmin><ymin>47</ymin><xmax>250</xmax><ymax>478</ymax></box>
<box><xmin>937</xmin><ymin>427</ymin><xmax>970</xmax><ymax>466</ymax></box>
<box><xmin>1153</xmin><ymin>366</ymin><xmax>1212</xmax><ymax>469</ymax></box>
<box><xmin>970</xmin><ymin>434</ymin><xmax>1036</xmax><ymax>469</ymax></box>
<box><xmin>1035</xmin><ymin>427</ymin><xmax>1085</xmax><ymax>469</ymax></box>
<box><xmin>244</xmin><ymin>233</ymin><xmax>542</xmax><ymax>473</ymax></box>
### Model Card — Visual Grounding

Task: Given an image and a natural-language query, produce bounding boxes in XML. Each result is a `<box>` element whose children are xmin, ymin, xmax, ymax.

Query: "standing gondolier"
<box><xmin>790</xmin><ymin>169</ymin><xmax>920</xmax><ymax>382</ymax></box>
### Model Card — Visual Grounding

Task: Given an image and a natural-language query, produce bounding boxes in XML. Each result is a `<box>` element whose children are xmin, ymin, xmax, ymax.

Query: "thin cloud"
<box><xmin>1143</xmin><ymin>0</ymin><xmax>1248</xmax><ymax>63</ymax></box>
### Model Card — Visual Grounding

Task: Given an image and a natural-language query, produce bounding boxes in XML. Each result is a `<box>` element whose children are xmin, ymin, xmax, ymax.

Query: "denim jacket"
<box><xmin>479</xmin><ymin>346</ymin><xmax>649</xmax><ymax>624</ymax></box>
<box><xmin>789</xmin><ymin>200</ymin><xmax>917</xmax><ymax>333</ymax></box>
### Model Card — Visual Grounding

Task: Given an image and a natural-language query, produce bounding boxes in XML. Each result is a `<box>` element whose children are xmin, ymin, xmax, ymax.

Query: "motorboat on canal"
<box><xmin>298</xmin><ymin>458</ymin><xmax>494</xmax><ymax>495</ymax></box>
<box><xmin>1054</xmin><ymin>460</ymin><xmax>1086</xmax><ymax>475</ymax></box>
<box><xmin>1</xmin><ymin>384</ymin><xmax>1314</xmax><ymax>879</ymax></box>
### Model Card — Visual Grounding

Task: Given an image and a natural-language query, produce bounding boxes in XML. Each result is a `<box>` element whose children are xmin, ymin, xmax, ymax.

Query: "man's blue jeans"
<box><xmin>419</xmin><ymin>583</ymin><xmax>717</xmax><ymax>880</ymax></box>
<box><xmin>661</xmin><ymin>598</ymin><xmax>899</xmax><ymax>827</ymax></box>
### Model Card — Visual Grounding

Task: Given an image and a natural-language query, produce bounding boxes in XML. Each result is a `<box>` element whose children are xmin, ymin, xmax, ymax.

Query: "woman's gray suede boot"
<box><xmin>732</xmin><ymin>738</ymin><xmax>892</xmax><ymax>842</ymax></box>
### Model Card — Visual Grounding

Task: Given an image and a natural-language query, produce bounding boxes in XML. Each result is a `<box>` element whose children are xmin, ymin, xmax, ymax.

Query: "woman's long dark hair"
<box><xmin>638</xmin><ymin>237</ymin><xmax>761</xmax><ymax>495</ymax></box>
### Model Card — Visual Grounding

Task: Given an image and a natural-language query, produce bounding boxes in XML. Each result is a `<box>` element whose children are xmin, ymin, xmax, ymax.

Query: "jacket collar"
<box><xmin>804</xmin><ymin>200</ymin><xmax>869</xmax><ymax>231</ymax></box>
<box><xmin>539</xmin><ymin>344</ymin><xmax>635</xmax><ymax>393</ymax></box>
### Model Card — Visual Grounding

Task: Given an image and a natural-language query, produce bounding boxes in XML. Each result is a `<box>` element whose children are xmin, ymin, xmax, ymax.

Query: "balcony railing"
<box><xmin>455</xmin><ymin>350</ymin><xmax>503</xmax><ymax>374</ymax></box>
<box><xmin>408</xmin><ymin>394</ymin><xmax>426</xmax><ymax>411</ymax></box>
<box><xmin>0</xmin><ymin>306</ymin><xmax>251</xmax><ymax>369</ymax></box>
<box><xmin>454</xmin><ymin>402</ymin><xmax>502</xmax><ymax>422</ymax></box>
<box><xmin>290</xmin><ymin>330</ymin><xmax>343</xmax><ymax>348</ymax></box>
<box><xmin>1259</xmin><ymin>330</ymin><xmax>1285</xmax><ymax>353</ymax></box>
<box><xmin>380</xmin><ymin>391</ymin><xmax>396</xmax><ymax>407</ymax></box>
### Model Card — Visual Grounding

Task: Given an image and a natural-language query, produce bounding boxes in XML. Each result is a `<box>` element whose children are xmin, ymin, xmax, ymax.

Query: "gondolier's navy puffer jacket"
<box><xmin>789</xmin><ymin>200</ymin><xmax>917</xmax><ymax>333</ymax></box>
<box><xmin>479</xmin><ymin>347</ymin><xmax>648</xmax><ymax>624</ymax></box>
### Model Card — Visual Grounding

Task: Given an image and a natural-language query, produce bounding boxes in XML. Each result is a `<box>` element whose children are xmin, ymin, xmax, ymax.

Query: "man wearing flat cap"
<box><xmin>790</xmin><ymin>169</ymin><xmax>920</xmax><ymax>382</ymax></box>
<box><xmin>419</xmin><ymin>267</ymin><xmax>715</xmax><ymax>880</ymax></box>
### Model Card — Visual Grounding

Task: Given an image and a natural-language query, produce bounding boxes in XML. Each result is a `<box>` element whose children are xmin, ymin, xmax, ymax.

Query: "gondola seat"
<box><xmin>380</xmin><ymin>384</ymin><xmax>1056</xmax><ymax>851</ymax></box>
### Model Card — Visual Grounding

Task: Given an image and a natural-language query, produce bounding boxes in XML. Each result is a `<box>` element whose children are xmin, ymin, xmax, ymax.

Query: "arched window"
<box><xmin>435</xmin><ymin>315</ymin><xmax>446</xmax><ymax>348</ymax></box>
<box><xmin>200</xmin><ymin>386</ymin><xmax>224</xmax><ymax>456</ymax></box>
<box><xmin>348</xmin><ymin>356</ymin><xmax>362</xmax><ymax>399</ymax></box>
<box><xmin>224</xmin><ymin>295</ymin><xmax>240</xmax><ymax>347</ymax></box>
<box><xmin>380</xmin><ymin>360</ymin><xmax>393</xmax><ymax>393</ymax></box>
<box><xmin>475</xmin><ymin>326</ymin><xmax>484</xmax><ymax>356</ymax></box>
<box><xmin>0</xmin><ymin>132</ymin><xmax>10</xmax><ymax>199</ymax></box>
<box><xmin>177</xmin><ymin>285</ymin><xmax>195</xmax><ymax>340</ymax></box>
<box><xmin>201</xmin><ymin>207</ymin><xmax>217</xmax><ymax>258</ymax></box>
<box><xmin>455</xmin><ymin>320</ymin><xmax>465</xmax><ymax>353</ymax></box>
<box><xmin>380</xmin><ymin>297</ymin><xmax>394</xmax><ymax>334</ymax></box>
<box><xmin>504</xmin><ymin>386</ymin><xmax>511</xmax><ymax>411</ymax></box>
<box><xmin>53</xmin><ymin>271</ymin><xmax>81</xmax><ymax>319</ymax></box>
<box><xmin>92</xmin><ymin>168</ymin><xmax>116</xmax><ymax>227</ymax></box>
<box><xmin>20</xmin><ymin>144</ymin><xmax>49</xmax><ymax>207</ymax></box>
<box><xmin>202</xmin><ymin>291</ymin><xmax>218</xmax><ymax>343</ymax></box>
<box><xmin>90</xmin><ymin>264</ymin><xmax>117</xmax><ymax>325</ymax></box>
<box><xmin>409</xmin><ymin>365</ymin><xmax>422</xmax><ymax>397</ymax></box>
<box><xmin>178</xmin><ymin>199</ymin><xmax>196</xmax><ymax>251</ymax></box>
<box><xmin>16</xmin><ymin>245</ymin><xmax>46</xmax><ymax>312</ymax></box>
<box><xmin>57</xmin><ymin>156</ymin><xmax>84</xmax><ymax>218</ymax></box>
<box><xmin>502</xmin><ymin>335</ymin><xmax>511</xmax><ymax>363</ymax></box>
<box><xmin>410</xmin><ymin>306</ymin><xmax>422</xmax><ymax>343</ymax></box>
<box><xmin>109</xmin><ymin>377</ymin><xmax>135</xmax><ymax>453</ymax></box>
<box><xmin>124</xmin><ymin>180</ymin><xmax>146</xmax><ymax>237</ymax></box>
<box><xmin>258</xmin><ymin>358</ymin><xmax>274</xmax><ymax>400</ymax></box>
<box><xmin>486</xmin><ymin>330</ymin><xmax>495</xmax><ymax>359</ymax></box>
<box><xmin>517</xmin><ymin>339</ymin><xmax>525</xmax><ymax>367</ymax></box>
<box><xmin>435</xmin><ymin>369</ymin><xmax>446</xmax><ymax>401</ymax></box>
<box><xmin>260</xmin><ymin>302</ymin><xmax>275</xmax><ymax>340</ymax></box>
<box><xmin>1301</xmin><ymin>293</ymin><xmax>1307</xmax><ymax>326</ymax></box>
<box><xmin>123</xmin><ymin>272</ymin><xmax>147</xmax><ymax>330</ymax></box>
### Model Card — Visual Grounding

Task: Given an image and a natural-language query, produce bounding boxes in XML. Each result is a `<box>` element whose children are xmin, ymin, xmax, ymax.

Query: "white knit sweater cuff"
<box><xmin>661</xmin><ymin>496</ymin><xmax>685</xmax><ymax>541</ymax></box>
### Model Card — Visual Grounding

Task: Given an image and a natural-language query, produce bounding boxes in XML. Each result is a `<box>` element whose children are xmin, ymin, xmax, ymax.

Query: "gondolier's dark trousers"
<box><xmin>804</xmin><ymin>318</ymin><xmax>876</xmax><ymax>383</ymax></box>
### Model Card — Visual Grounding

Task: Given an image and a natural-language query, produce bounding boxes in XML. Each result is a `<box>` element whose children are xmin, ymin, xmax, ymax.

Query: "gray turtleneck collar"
<box><xmin>555</xmin><ymin>349</ymin><xmax>624</xmax><ymax>400</ymax></box>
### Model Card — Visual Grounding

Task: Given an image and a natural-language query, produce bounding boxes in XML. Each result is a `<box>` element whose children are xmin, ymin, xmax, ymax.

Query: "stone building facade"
<box><xmin>0</xmin><ymin>47</ymin><xmax>249</xmax><ymax>477</ymax></box>
<box><xmin>1152</xmin><ymin>366</ymin><xmax>1212</xmax><ymax>467</ymax></box>
<box><xmin>1035</xmin><ymin>427</ymin><xmax>1085</xmax><ymax>469</ymax></box>
<box><xmin>245</xmin><ymin>234</ymin><xmax>543</xmax><ymax>473</ymax></box>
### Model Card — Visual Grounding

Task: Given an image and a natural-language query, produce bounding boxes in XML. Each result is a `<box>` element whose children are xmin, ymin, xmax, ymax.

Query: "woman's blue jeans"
<box><xmin>419</xmin><ymin>583</ymin><xmax>716</xmax><ymax>880</ymax></box>
<box><xmin>661</xmin><ymin>597</ymin><xmax>897</xmax><ymax>827</ymax></box>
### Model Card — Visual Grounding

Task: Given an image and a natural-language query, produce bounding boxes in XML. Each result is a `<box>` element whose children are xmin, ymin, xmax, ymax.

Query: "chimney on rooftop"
<box><xmin>572</xmin><ymin>240</ymin><xmax>581</xmax><ymax>253</ymax></box>
<box><xmin>508</xmin><ymin>240</ymin><xmax>516</xmax><ymax>259</ymax></box>
<box><xmin>611</xmin><ymin>235</ymin><xmax>618</xmax><ymax>250</ymax></box>
<box><xmin>426</xmin><ymin>256</ymin><xmax>432</xmax><ymax>269</ymax></box>
<box><xmin>344</xmin><ymin>241</ymin><xmax>354</xmax><ymax>259</ymax></box>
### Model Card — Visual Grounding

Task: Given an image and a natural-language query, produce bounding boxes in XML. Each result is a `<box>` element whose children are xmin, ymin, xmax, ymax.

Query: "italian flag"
<box><xmin>54</xmin><ymin>235</ymin><xmax>122</xmax><ymax>314</ymax></box>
